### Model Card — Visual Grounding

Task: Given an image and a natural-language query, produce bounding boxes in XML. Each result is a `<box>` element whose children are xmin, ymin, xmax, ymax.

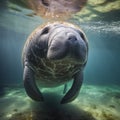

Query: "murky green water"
<box><xmin>0</xmin><ymin>1</ymin><xmax>120</xmax><ymax>120</ymax></box>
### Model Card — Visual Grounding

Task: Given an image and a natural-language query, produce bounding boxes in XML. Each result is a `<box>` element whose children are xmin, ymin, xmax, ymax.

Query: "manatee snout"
<box><xmin>47</xmin><ymin>29</ymin><xmax>87</xmax><ymax>63</ymax></box>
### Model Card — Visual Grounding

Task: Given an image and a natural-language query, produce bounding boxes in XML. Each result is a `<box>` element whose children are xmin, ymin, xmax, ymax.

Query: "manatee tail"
<box><xmin>63</xmin><ymin>84</ymin><xmax>68</xmax><ymax>94</ymax></box>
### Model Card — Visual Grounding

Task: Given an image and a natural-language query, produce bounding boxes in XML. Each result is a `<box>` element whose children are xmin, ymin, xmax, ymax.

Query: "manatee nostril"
<box><xmin>68</xmin><ymin>36</ymin><xmax>77</xmax><ymax>43</ymax></box>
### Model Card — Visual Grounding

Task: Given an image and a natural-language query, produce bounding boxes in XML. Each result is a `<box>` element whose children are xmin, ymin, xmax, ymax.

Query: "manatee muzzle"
<box><xmin>47</xmin><ymin>30</ymin><xmax>87</xmax><ymax>63</ymax></box>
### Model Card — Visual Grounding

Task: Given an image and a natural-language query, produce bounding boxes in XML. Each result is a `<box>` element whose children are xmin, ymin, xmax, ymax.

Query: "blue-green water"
<box><xmin>0</xmin><ymin>1</ymin><xmax>120</xmax><ymax>120</ymax></box>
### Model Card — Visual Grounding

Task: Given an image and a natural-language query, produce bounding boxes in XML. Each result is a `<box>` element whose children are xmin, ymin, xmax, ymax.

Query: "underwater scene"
<box><xmin>0</xmin><ymin>0</ymin><xmax>120</xmax><ymax>120</ymax></box>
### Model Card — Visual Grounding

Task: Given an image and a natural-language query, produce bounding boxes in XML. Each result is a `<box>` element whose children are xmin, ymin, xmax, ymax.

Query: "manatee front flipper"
<box><xmin>23</xmin><ymin>65</ymin><xmax>44</xmax><ymax>101</ymax></box>
<box><xmin>61</xmin><ymin>71</ymin><xmax>83</xmax><ymax>104</ymax></box>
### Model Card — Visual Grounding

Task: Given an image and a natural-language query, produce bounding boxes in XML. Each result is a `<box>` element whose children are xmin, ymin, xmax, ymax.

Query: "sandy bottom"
<box><xmin>0</xmin><ymin>84</ymin><xmax>120</xmax><ymax>120</ymax></box>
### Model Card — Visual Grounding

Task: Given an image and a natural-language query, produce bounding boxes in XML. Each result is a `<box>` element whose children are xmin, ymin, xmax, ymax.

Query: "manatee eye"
<box><xmin>41</xmin><ymin>27</ymin><xmax>49</xmax><ymax>35</ymax></box>
<box><xmin>80</xmin><ymin>32</ymin><xmax>85</xmax><ymax>40</ymax></box>
<box><xmin>78</xmin><ymin>31</ymin><xmax>85</xmax><ymax>41</ymax></box>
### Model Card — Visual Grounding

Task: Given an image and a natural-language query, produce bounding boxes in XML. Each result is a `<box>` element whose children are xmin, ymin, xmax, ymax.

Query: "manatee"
<box><xmin>22</xmin><ymin>22</ymin><xmax>88</xmax><ymax>104</ymax></box>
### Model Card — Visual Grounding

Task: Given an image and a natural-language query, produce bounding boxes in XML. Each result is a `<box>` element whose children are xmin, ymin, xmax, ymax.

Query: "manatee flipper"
<box><xmin>23</xmin><ymin>65</ymin><xmax>44</xmax><ymax>101</ymax></box>
<box><xmin>63</xmin><ymin>84</ymin><xmax>68</xmax><ymax>94</ymax></box>
<box><xmin>61</xmin><ymin>71</ymin><xmax>83</xmax><ymax>104</ymax></box>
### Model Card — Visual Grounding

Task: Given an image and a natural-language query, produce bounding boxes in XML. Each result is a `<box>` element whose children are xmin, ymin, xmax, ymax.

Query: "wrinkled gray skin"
<box><xmin>22</xmin><ymin>22</ymin><xmax>88</xmax><ymax>104</ymax></box>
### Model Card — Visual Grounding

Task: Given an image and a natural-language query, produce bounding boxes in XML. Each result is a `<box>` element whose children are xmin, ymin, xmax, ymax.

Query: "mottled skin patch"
<box><xmin>31</xmin><ymin>57</ymin><xmax>83</xmax><ymax>87</ymax></box>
